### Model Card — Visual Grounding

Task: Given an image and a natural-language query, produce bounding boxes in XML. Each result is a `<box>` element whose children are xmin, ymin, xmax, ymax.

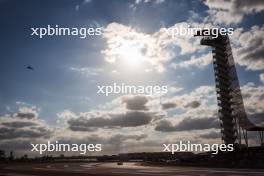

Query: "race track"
<box><xmin>1</xmin><ymin>162</ymin><xmax>264</xmax><ymax>176</ymax></box>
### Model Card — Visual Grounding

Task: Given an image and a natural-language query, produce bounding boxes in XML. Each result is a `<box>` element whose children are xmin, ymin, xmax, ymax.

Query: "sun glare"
<box><xmin>116</xmin><ymin>41</ymin><xmax>145</xmax><ymax>67</ymax></box>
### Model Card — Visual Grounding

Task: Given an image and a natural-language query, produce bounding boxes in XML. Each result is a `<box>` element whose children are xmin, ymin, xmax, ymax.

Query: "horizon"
<box><xmin>0</xmin><ymin>0</ymin><xmax>264</xmax><ymax>158</ymax></box>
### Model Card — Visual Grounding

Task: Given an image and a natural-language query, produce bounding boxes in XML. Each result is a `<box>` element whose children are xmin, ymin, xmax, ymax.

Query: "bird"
<box><xmin>26</xmin><ymin>65</ymin><xmax>34</xmax><ymax>70</ymax></box>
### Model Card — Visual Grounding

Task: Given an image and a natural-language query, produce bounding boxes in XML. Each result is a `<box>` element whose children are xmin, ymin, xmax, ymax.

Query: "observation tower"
<box><xmin>195</xmin><ymin>30</ymin><xmax>264</xmax><ymax>146</ymax></box>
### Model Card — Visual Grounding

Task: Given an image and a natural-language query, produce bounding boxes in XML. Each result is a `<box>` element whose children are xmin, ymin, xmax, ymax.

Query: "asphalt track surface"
<box><xmin>1</xmin><ymin>162</ymin><xmax>264</xmax><ymax>176</ymax></box>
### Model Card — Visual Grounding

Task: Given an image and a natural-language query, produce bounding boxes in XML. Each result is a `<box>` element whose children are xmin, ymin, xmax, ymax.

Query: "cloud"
<box><xmin>260</xmin><ymin>73</ymin><xmax>264</xmax><ymax>83</ymax></box>
<box><xmin>64</xmin><ymin>94</ymin><xmax>167</xmax><ymax>131</ymax></box>
<box><xmin>135</xmin><ymin>0</ymin><xmax>165</xmax><ymax>4</ymax></box>
<box><xmin>57</xmin><ymin>110</ymin><xmax>77</xmax><ymax>120</ymax></box>
<box><xmin>159</xmin><ymin>22</ymin><xmax>204</xmax><ymax>55</ymax></box>
<box><xmin>0</xmin><ymin>104</ymin><xmax>53</xmax><ymax>156</ymax></box>
<box><xmin>206</xmin><ymin>9</ymin><xmax>243</xmax><ymax>25</ymax></box>
<box><xmin>63</xmin><ymin>93</ymin><xmax>166</xmax><ymax>132</ymax></box>
<box><xmin>0</xmin><ymin>101</ymin><xmax>153</xmax><ymax>155</ymax></box>
<box><xmin>155</xmin><ymin>84</ymin><xmax>219</xmax><ymax>132</ymax></box>
<box><xmin>204</xmin><ymin>0</ymin><xmax>264</xmax><ymax>24</ymax></box>
<box><xmin>184</xmin><ymin>100</ymin><xmax>201</xmax><ymax>109</ymax></box>
<box><xmin>232</xmin><ymin>25</ymin><xmax>264</xmax><ymax>71</ymax></box>
<box><xmin>108</xmin><ymin>133</ymin><xmax>148</xmax><ymax>144</ymax></box>
<box><xmin>70</xmin><ymin>67</ymin><xmax>103</xmax><ymax>76</ymax></box>
<box><xmin>101</xmin><ymin>22</ymin><xmax>204</xmax><ymax>72</ymax></box>
<box><xmin>249</xmin><ymin>113</ymin><xmax>264</xmax><ymax>127</ymax></box>
<box><xmin>11</xmin><ymin>103</ymin><xmax>39</xmax><ymax>119</ymax></box>
<box><xmin>3</xmin><ymin>82</ymin><xmax>263</xmax><ymax>155</ymax></box>
<box><xmin>67</xmin><ymin>111</ymin><xmax>155</xmax><ymax>131</ymax></box>
<box><xmin>102</xmin><ymin>22</ymin><xmax>174</xmax><ymax>72</ymax></box>
<box><xmin>241</xmin><ymin>83</ymin><xmax>264</xmax><ymax>126</ymax></box>
<box><xmin>168</xmin><ymin>86</ymin><xmax>184</xmax><ymax>94</ymax></box>
<box><xmin>157</xmin><ymin>83</ymin><xmax>264</xmax><ymax>133</ymax></box>
<box><xmin>155</xmin><ymin>117</ymin><xmax>219</xmax><ymax>132</ymax></box>
<box><xmin>75</xmin><ymin>5</ymin><xmax>80</xmax><ymax>11</ymax></box>
<box><xmin>205</xmin><ymin>0</ymin><xmax>264</xmax><ymax>14</ymax></box>
<box><xmin>161</xmin><ymin>85</ymin><xmax>215</xmax><ymax>111</ymax></box>
<box><xmin>0</xmin><ymin>116</ymin><xmax>51</xmax><ymax>140</ymax></box>
<box><xmin>122</xmin><ymin>95</ymin><xmax>149</xmax><ymax>111</ymax></box>
<box><xmin>14</xmin><ymin>112</ymin><xmax>37</xmax><ymax>119</ymax></box>
<box><xmin>200</xmin><ymin>130</ymin><xmax>221</xmax><ymax>139</ymax></box>
<box><xmin>83</xmin><ymin>0</ymin><xmax>92</xmax><ymax>4</ymax></box>
<box><xmin>0</xmin><ymin>102</ymin><xmax>52</xmax><ymax>142</ymax></box>
<box><xmin>161</xmin><ymin>100</ymin><xmax>201</xmax><ymax>110</ymax></box>
<box><xmin>170</xmin><ymin>23</ymin><xmax>264</xmax><ymax>73</ymax></box>
<box><xmin>171</xmin><ymin>52</ymin><xmax>212</xmax><ymax>69</ymax></box>
<box><xmin>54</xmin><ymin>131</ymin><xmax>152</xmax><ymax>155</ymax></box>
<box><xmin>161</xmin><ymin>102</ymin><xmax>176</xmax><ymax>110</ymax></box>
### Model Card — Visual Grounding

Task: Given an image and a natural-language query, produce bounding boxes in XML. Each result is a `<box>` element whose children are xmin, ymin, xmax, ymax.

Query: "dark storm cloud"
<box><xmin>0</xmin><ymin>116</ymin><xmax>51</xmax><ymax>140</ymax></box>
<box><xmin>122</xmin><ymin>95</ymin><xmax>149</xmax><ymax>111</ymax></box>
<box><xmin>161</xmin><ymin>100</ymin><xmax>200</xmax><ymax>110</ymax></box>
<box><xmin>1</xmin><ymin>121</ymin><xmax>37</xmax><ymax>128</ymax></box>
<box><xmin>184</xmin><ymin>100</ymin><xmax>201</xmax><ymax>109</ymax></box>
<box><xmin>68</xmin><ymin>111</ymin><xmax>154</xmax><ymax>131</ymax></box>
<box><xmin>0</xmin><ymin>126</ymin><xmax>50</xmax><ymax>140</ymax></box>
<box><xmin>14</xmin><ymin>112</ymin><xmax>37</xmax><ymax>119</ymax></box>
<box><xmin>155</xmin><ymin>117</ymin><xmax>219</xmax><ymax>132</ymax></box>
<box><xmin>161</xmin><ymin>102</ymin><xmax>177</xmax><ymax>110</ymax></box>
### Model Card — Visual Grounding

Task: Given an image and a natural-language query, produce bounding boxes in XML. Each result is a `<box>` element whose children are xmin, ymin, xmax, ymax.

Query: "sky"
<box><xmin>0</xmin><ymin>0</ymin><xmax>264</xmax><ymax>156</ymax></box>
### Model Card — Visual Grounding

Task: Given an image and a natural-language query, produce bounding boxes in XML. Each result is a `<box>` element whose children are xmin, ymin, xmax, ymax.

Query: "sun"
<box><xmin>115</xmin><ymin>40</ymin><xmax>146</xmax><ymax>67</ymax></box>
